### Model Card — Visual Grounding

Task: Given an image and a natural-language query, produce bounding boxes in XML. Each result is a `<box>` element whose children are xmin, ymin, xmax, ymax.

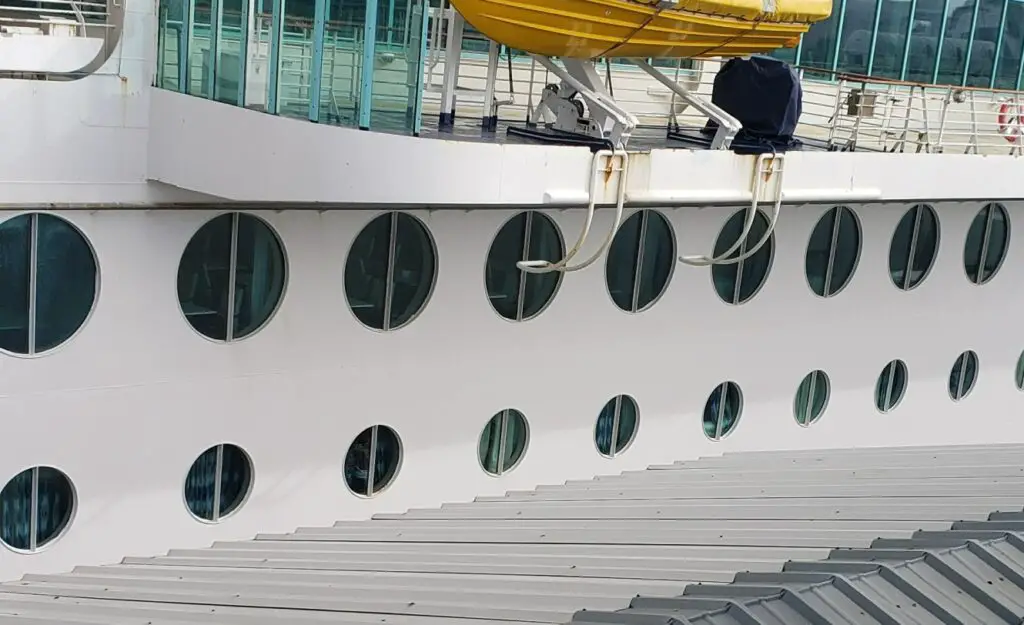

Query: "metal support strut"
<box><xmin>529</xmin><ymin>56</ymin><xmax>638</xmax><ymax>148</ymax></box>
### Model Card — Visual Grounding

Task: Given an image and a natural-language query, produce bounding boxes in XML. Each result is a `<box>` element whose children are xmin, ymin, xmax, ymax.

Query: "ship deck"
<box><xmin>4</xmin><ymin>443</ymin><xmax>1024</xmax><ymax>624</ymax></box>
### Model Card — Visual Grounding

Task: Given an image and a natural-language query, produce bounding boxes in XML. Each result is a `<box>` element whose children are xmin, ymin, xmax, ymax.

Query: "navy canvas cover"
<box><xmin>701</xmin><ymin>56</ymin><xmax>804</xmax><ymax>154</ymax></box>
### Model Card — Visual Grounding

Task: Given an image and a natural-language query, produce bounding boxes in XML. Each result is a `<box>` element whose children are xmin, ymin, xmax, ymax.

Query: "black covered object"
<box><xmin>701</xmin><ymin>56</ymin><xmax>803</xmax><ymax>154</ymax></box>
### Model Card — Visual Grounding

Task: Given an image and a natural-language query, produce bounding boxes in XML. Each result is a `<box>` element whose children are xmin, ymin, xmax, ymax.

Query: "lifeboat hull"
<box><xmin>448</xmin><ymin>0</ymin><xmax>831</xmax><ymax>59</ymax></box>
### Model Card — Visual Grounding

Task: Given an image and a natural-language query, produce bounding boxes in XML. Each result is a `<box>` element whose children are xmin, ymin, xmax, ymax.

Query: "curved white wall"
<box><xmin>0</xmin><ymin>201</ymin><xmax>1022</xmax><ymax>579</ymax></box>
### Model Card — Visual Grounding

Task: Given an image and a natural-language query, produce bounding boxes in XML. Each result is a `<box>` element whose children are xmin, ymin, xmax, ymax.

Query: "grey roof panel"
<box><xmin>6</xmin><ymin>444</ymin><xmax>1024</xmax><ymax>624</ymax></box>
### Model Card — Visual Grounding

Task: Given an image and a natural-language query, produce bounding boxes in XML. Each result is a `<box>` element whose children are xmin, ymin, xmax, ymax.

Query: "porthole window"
<box><xmin>605</xmin><ymin>210</ymin><xmax>675</xmax><ymax>313</ymax></box>
<box><xmin>948</xmin><ymin>350</ymin><xmax>979</xmax><ymax>401</ymax></box>
<box><xmin>794</xmin><ymin>370</ymin><xmax>830</xmax><ymax>426</ymax></box>
<box><xmin>343</xmin><ymin>425</ymin><xmax>402</xmax><ymax>497</ymax></box>
<box><xmin>177</xmin><ymin>213</ymin><xmax>287</xmax><ymax>342</ymax></box>
<box><xmin>479</xmin><ymin>409</ymin><xmax>529</xmax><ymax>476</ymax></box>
<box><xmin>184</xmin><ymin>443</ymin><xmax>253</xmax><ymax>522</ymax></box>
<box><xmin>345</xmin><ymin>212</ymin><xmax>437</xmax><ymax>331</ymax></box>
<box><xmin>1016</xmin><ymin>351</ymin><xmax>1024</xmax><ymax>391</ymax></box>
<box><xmin>711</xmin><ymin>209</ymin><xmax>775</xmax><ymax>305</ymax></box>
<box><xmin>485</xmin><ymin>211</ymin><xmax>564</xmax><ymax>321</ymax></box>
<box><xmin>702</xmin><ymin>381</ymin><xmax>742</xmax><ymax>440</ymax></box>
<box><xmin>875</xmin><ymin>359</ymin><xmax>908</xmax><ymax>413</ymax></box>
<box><xmin>964</xmin><ymin>203</ymin><xmax>1009</xmax><ymax>285</ymax></box>
<box><xmin>0</xmin><ymin>213</ymin><xmax>97</xmax><ymax>355</ymax></box>
<box><xmin>595</xmin><ymin>395</ymin><xmax>639</xmax><ymax>458</ymax></box>
<box><xmin>889</xmin><ymin>204</ymin><xmax>939</xmax><ymax>290</ymax></box>
<box><xmin>806</xmin><ymin>206</ymin><xmax>860</xmax><ymax>297</ymax></box>
<box><xmin>0</xmin><ymin>466</ymin><xmax>75</xmax><ymax>552</ymax></box>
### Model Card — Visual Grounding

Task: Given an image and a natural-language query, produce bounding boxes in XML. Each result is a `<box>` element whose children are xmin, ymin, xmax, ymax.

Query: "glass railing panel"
<box><xmin>318</xmin><ymin>23</ymin><xmax>363</xmax><ymax>126</ymax></box>
<box><xmin>368</xmin><ymin>0</ymin><xmax>426</xmax><ymax>133</ymax></box>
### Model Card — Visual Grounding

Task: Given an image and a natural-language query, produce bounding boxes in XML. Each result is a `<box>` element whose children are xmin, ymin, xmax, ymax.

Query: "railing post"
<box><xmin>358</xmin><ymin>0</ymin><xmax>379</xmax><ymax>129</ymax></box>
<box><xmin>308</xmin><ymin>0</ymin><xmax>328</xmax><ymax>121</ymax></box>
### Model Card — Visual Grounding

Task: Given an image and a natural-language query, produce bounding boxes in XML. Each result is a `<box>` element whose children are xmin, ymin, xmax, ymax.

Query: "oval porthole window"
<box><xmin>889</xmin><ymin>204</ymin><xmax>939</xmax><ymax>290</ymax></box>
<box><xmin>345</xmin><ymin>212</ymin><xmax>437</xmax><ymax>331</ymax></box>
<box><xmin>0</xmin><ymin>214</ymin><xmax>98</xmax><ymax>355</ymax></box>
<box><xmin>948</xmin><ymin>350</ymin><xmax>979</xmax><ymax>401</ymax></box>
<box><xmin>702</xmin><ymin>381</ymin><xmax>743</xmax><ymax>440</ymax></box>
<box><xmin>177</xmin><ymin>213</ymin><xmax>287</xmax><ymax>342</ymax></box>
<box><xmin>184</xmin><ymin>443</ymin><xmax>254</xmax><ymax>522</ymax></box>
<box><xmin>605</xmin><ymin>210</ymin><xmax>675</xmax><ymax>313</ymax></box>
<box><xmin>0</xmin><ymin>466</ymin><xmax>75</xmax><ymax>552</ymax></box>
<box><xmin>343</xmin><ymin>425</ymin><xmax>402</xmax><ymax>497</ymax></box>
<box><xmin>794</xmin><ymin>370</ymin><xmax>830</xmax><ymax>426</ymax></box>
<box><xmin>595</xmin><ymin>395</ymin><xmax>639</xmax><ymax>458</ymax></box>
<box><xmin>875</xmin><ymin>359</ymin><xmax>908</xmax><ymax>413</ymax></box>
<box><xmin>485</xmin><ymin>211</ymin><xmax>564</xmax><ymax>321</ymax></box>
<box><xmin>964</xmin><ymin>203</ymin><xmax>1009</xmax><ymax>285</ymax></box>
<box><xmin>711</xmin><ymin>209</ymin><xmax>775</xmax><ymax>305</ymax></box>
<box><xmin>479</xmin><ymin>409</ymin><xmax>529</xmax><ymax>476</ymax></box>
<box><xmin>806</xmin><ymin>206</ymin><xmax>861</xmax><ymax>297</ymax></box>
<box><xmin>1016</xmin><ymin>351</ymin><xmax>1024</xmax><ymax>391</ymax></box>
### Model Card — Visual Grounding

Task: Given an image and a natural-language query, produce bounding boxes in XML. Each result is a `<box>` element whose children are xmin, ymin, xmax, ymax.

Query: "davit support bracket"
<box><xmin>522</xmin><ymin>56</ymin><xmax>740</xmax><ymax>151</ymax></box>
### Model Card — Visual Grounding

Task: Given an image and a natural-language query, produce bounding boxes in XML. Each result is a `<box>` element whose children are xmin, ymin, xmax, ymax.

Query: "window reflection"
<box><xmin>344</xmin><ymin>425</ymin><xmax>402</xmax><ymax>496</ymax></box>
<box><xmin>0</xmin><ymin>214</ymin><xmax>97</xmax><ymax>355</ymax></box>
<box><xmin>595</xmin><ymin>395</ymin><xmax>639</xmax><ymax>457</ymax></box>
<box><xmin>0</xmin><ymin>467</ymin><xmax>75</xmax><ymax>551</ymax></box>
<box><xmin>184</xmin><ymin>444</ymin><xmax>253</xmax><ymax>522</ymax></box>
<box><xmin>795</xmin><ymin>370</ymin><xmax>830</xmax><ymax>425</ymax></box>
<box><xmin>485</xmin><ymin>212</ymin><xmax>564</xmax><ymax>321</ymax></box>
<box><xmin>702</xmin><ymin>382</ymin><xmax>742</xmax><ymax>440</ymax></box>
<box><xmin>605</xmin><ymin>210</ymin><xmax>675</xmax><ymax>313</ymax></box>
<box><xmin>948</xmin><ymin>350</ymin><xmax>979</xmax><ymax>400</ymax></box>
<box><xmin>712</xmin><ymin>209</ymin><xmax>774</xmax><ymax>305</ymax></box>
<box><xmin>806</xmin><ymin>206</ymin><xmax>861</xmax><ymax>297</ymax></box>
<box><xmin>345</xmin><ymin>212</ymin><xmax>436</xmax><ymax>331</ymax></box>
<box><xmin>963</xmin><ymin>202</ymin><xmax>1009</xmax><ymax>285</ymax></box>
<box><xmin>889</xmin><ymin>204</ymin><xmax>939</xmax><ymax>290</ymax></box>
<box><xmin>875</xmin><ymin>359</ymin><xmax>908</xmax><ymax>412</ymax></box>
<box><xmin>479</xmin><ymin>409</ymin><xmax>529</xmax><ymax>475</ymax></box>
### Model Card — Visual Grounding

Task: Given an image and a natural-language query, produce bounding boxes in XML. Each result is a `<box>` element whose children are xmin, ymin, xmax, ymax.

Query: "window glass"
<box><xmin>711</xmin><ymin>210</ymin><xmax>774</xmax><ymax>305</ymax></box>
<box><xmin>1015</xmin><ymin>350</ymin><xmax>1024</xmax><ymax>390</ymax></box>
<box><xmin>875</xmin><ymin>359</ymin><xmax>908</xmax><ymax>412</ymax></box>
<box><xmin>344</xmin><ymin>425</ymin><xmax>402</xmax><ymax>497</ymax></box>
<box><xmin>702</xmin><ymin>382</ymin><xmax>743</xmax><ymax>440</ymax></box>
<box><xmin>177</xmin><ymin>213</ymin><xmax>286</xmax><ymax>342</ymax></box>
<box><xmin>806</xmin><ymin>206</ymin><xmax>861</xmax><ymax>297</ymax></box>
<box><xmin>993</xmin><ymin>3</ymin><xmax>1024</xmax><ymax>89</ymax></box>
<box><xmin>964</xmin><ymin>203</ymin><xmax>1009</xmax><ymax>285</ymax></box>
<box><xmin>184</xmin><ymin>443</ymin><xmax>253</xmax><ymax>522</ymax></box>
<box><xmin>888</xmin><ymin>204</ymin><xmax>939</xmax><ymax>290</ymax></box>
<box><xmin>485</xmin><ymin>212</ymin><xmax>564</xmax><ymax>321</ymax></box>
<box><xmin>594</xmin><ymin>395</ymin><xmax>640</xmax><ymax>457</ymax></box>
<box><xmin>0</xmin><ymin>214</ymin><xmax>97</xmax><ymax>355</ymax></box>
<box><xmin>605</xmin><ymin>210</ymin><xmax>675</xmax><ymax>313</ymax></box>
<box><xmin>871</xmin><ymin>0</ymin><xmax>914</xmax><ymax>79</ymax></box>
<box><xmin>904</xmin><ymin>0</ymin><xmax>947</xmax><ymax>82</ymax></box>
<box><xmin>479</xmin><ymin>409</ymin><xmax>529</xmax><ymax>476</ymax></box>
<box><xmin>836</xmin><ymin>0</ymin><xmax>879</xmax><ymax>75</ymax></box>
<box><xmin>0</xmin><ymin>466</ymin><xmax>75</xmax><ymax>551</ymax></box>
<box><xmin>345</xmin><ymin>212</ymin><xmax>436</xmax><ymax>331</ymax></box>
<box><xmin>948</xmin><ymin>350</ymin><xmax>979</xmax><ymax>400</ymax></box>
<box><xmin>794</xmin><ymin>370</ymin><xmax>830</xmax><ymax>426</ymax></box>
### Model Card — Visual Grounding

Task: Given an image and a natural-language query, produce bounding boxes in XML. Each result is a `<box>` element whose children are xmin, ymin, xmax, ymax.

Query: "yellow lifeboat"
<box><xmin>448</xmin><ymin>0</ymin><xmax>832</xmax><ymax>59</ymax></box>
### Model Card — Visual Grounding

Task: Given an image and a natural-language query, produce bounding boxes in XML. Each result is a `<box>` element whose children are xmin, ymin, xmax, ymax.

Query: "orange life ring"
<box><xmin>997</xmin><ymin>101</ymin><xmax>1023</xmax><ymax>144</ymax></box>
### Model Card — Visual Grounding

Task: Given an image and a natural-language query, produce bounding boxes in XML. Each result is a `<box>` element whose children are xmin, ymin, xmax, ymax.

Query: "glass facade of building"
<box><xmin>156</xmin><ymin>0</ymin><xmax>430</xmax><ymax>133</ymax></box>
<box><xmin>776</xmin><ymin>0</ymin><xmax>1024</xmax><ymax>89</ymax></box>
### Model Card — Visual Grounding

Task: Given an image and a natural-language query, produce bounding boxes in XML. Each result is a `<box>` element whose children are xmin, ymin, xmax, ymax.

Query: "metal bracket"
<box><xmin>631</xmin><ymin>58</ymin><xmax>741</xmax><ymax>150</ymax></box>
<box><xmin>530</xmin><ymin>55</ymin><xmax>638</xmax><ymax>148</ymax></box>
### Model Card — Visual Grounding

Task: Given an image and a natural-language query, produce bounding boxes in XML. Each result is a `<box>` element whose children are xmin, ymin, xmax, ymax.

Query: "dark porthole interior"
<box><xmin>605</xmin><ymin>210</ymin><xmax>675</xmax><ymax>313</ymax></box>
<box><xmin>888</xmin><ymin>204</ymin><xmax>939</xmax><ymax>290</ymax></box>
<box><xmin>595</xmin><ymin>395</ymin><xmax>639</xmax><ymax>457</ymax></box>
<box><xmin>0</xmin><ymin>466</ymin><xmax>75</xmax><ymax>551</ymax></box>
<box><xmin>0</xmin><ymin>213</ymin><xmax>98</xmax><ymax>354</ymax></box>
<box><xmin>344</xmin><ymin>425</ymin><xmax>402</xmax><ymax>497</ymax></box>
<box><xmin>702</xmin><ymin>381</ymin><xmax>742</xmax><ymax>440</ymax></box>
<box><xmin>485</xmin><ymin>211</ymin><xmax>564</xmax><ymax>321</ymax></box>
<box><xmin>184</xmin><ymin>443</ymin><xmax>253</xmax><ymax>522</ymax></box>
<box><xmin>344</xmin><ymin>212</ymin><xmax>437</xmax><ymax>331</ymax></box>
<box><xmin>964</xmin><ymin>203</ymin><xmax>1009</xmax><ymax>285</ymax></box>
<box><xmin>875</xmin><ymin>359</ymin><xmax>908</xmax><ymax>413</ymax></box>
<box><xmin>479</xmin><ymin>409</ymin><xmax>529</xmax><ymax>475</ymax></box>
<box><xmin>794</xmin><ymin>370</ymin><xmax>830</xmax><ymax>426</ymax></box>
<box><xmin>948</xmin><ymin>350</ymin><xmax>979</xmax><ymax>401</ymax></box>
<box><xmin>711</xmin><ymin>210</ymin><xmax>774</xmax><ymax>305</ymax></box>
<box><xmin>806</xmin><ymin>206</ymin><xmax>860</xmax><ymax>297</ymax></box>
<box><xmin>177</xmin><ymin>213</ymin><xmax>287</xmax><ymax>342</ymax></box>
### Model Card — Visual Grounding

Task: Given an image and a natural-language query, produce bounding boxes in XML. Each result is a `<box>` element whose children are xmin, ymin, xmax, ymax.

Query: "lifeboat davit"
<box><xmin>448</xmin><ymin>0</ymin><xmax>832</xmax><ymax>59</ymax></box>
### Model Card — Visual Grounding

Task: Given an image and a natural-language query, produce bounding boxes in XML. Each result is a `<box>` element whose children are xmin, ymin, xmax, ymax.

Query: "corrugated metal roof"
<box><xmin>3</xmin><ymin>444</ymin><xmax>1024</xmax><ymax>624</ymax></box>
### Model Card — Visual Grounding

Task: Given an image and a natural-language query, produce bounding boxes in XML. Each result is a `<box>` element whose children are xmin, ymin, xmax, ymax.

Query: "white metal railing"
<box><xmin>420</xmin><ymin>8</ymin><xmax>1024</xmax><ymax>157</ymax></box>
<box><xmin>0</xmin><ymin>0</ymin><xmax>109</xmax><ymax>36</ymax></box>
